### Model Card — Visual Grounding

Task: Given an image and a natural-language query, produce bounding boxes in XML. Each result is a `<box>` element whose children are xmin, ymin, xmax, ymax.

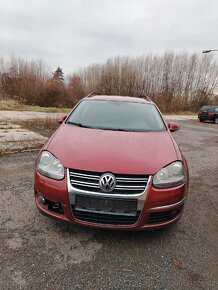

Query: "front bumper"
<box><xmin>34</xmin><ymin>170</ymin><xmax>188</xmax><ymax>230</ymax></box>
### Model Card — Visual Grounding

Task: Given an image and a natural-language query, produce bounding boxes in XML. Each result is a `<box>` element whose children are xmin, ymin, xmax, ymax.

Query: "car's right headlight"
<box><xmin>153</xmin><ymin>161</ymin><xmax>185</xmax><ymax>188</ymax></box>
<box><xmin>37</xmin><ymin>151</ymin><xmax>64</xmax><ymax>180</ymax></box>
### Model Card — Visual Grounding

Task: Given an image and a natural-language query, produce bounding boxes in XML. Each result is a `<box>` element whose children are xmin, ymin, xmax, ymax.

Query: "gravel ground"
<box><xmin>0</xmin><ymin>110</ymin><xmax>62</xmax><ymax>121</ymax></box>
<box><xmin>0</xmin><ymin>120</ymin><xmax>217</xmax><ymax>290</ymax></box>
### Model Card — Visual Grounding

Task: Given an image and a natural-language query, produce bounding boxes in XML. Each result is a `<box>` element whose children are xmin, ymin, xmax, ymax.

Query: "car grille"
<box><xmin>72</xmin><ymin>208</ymin><xmax>140</xmax><ymax>225</ymax></box>
<box><xmin>69</xmin><ymin>168</ymin><xmax>149</xmax><ymax>195</ymax></box>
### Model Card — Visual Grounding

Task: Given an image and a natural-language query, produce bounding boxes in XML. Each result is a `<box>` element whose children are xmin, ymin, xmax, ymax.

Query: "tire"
<box><xmin>214</xmin><ymin>118</ymin><xmax>218</xmax><ymax>124</ymax></box>
<box><xmin>199</xmin><ymin>119</ymin><xmax>203</xmax><ymax>122</ymax></box>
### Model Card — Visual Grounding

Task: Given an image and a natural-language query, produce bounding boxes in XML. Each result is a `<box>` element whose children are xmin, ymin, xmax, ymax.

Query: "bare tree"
<box><xmin>0</xmin><ymin>53</ymin><xmax>217</xmax><ymax>111</ymax></box>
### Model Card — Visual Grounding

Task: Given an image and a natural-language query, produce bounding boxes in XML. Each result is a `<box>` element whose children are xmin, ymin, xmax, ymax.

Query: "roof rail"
<box><xmin>86</xmin><ymin>92</ymin><xmax>101</xmax><ymax>98</ymax></box>
<box><xmin>138</xmin><ymin>95</ymin><xmax>152</xmax><ymax>102</ymax></box>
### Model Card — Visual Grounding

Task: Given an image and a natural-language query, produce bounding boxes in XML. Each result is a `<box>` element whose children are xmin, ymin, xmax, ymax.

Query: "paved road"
<box><xmin>0</xmin><ymin>121</ymin><xmax>47</xmax><ymax>153</ymax></box>
<box><xmin>0</xmin><ymin>111</ymin><xmax>61</xmax><ymax>153</ymax></box>
<box><xmin>0</xmin><ymin>120</ymin><xmax>217</xmax><ymax>290</ymax></box>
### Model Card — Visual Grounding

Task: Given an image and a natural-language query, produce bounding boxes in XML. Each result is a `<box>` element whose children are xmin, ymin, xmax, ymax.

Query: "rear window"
<box><xmin>200</xmin><ymin>106</ymin><xmax>212</xmax><ymax>112</ymax></box>
<box><xmin>67</xmin><ymin>100</ymin><xmax>166</xmax><ymax>132</ymax></box>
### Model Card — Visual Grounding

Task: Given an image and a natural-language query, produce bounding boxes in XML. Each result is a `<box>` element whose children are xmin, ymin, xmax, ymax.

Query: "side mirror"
<box><xmin>58</xmin><ymin>114</ymin><xmax>68</xmax><ymax>124</ymax></box>
<box><xmin>168</xmin><ymin>122</ymin><xmax>180</xmax><ymax>132</ymax></box>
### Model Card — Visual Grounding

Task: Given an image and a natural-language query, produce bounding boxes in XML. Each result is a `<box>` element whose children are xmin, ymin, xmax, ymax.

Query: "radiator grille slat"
<box><xmin>69</xmin><ymin>168</ymin><xmax>149</xmax><ymax>195</ymax></box>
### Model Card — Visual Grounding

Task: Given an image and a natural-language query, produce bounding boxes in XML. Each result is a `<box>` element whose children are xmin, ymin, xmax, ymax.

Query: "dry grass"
<box><xmin>0</xmin><ymin>99</ymin><xmax>71</xmax><ymax>113</ymax></box>
<box><xmin>18</xmin><ymin>118</ymin><xmax>60</xmax><ymax>138</ymax></box>
<box><xmin>164</xmin><ymin>111</ymin><xmax>197</xmax><ymax>115</ymax></box>
<box><xmin>0</xmin><ymin>99</ymin><xmax>198</xmax><ymax>115</ymax></box>
<box><xmin>0</xmin><ymin>99</ymin><xmax>26</xmax><ymax>110</ymax></box>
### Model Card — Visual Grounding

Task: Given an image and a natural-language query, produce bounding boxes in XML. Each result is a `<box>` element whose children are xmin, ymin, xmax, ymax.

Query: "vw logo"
<box><xmin>99</xmin><ymin>173</ymin><xmax>116</xmax><ymax>192</ymax></box>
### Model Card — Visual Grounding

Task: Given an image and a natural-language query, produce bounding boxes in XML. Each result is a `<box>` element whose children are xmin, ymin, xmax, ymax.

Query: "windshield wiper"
<box><xmin>67</xmin><ymin>122</ymin><xmax>130</xmax><ymax>131</ymax></box>
<box><xmin>67</xmin><ymin>121</ymin><xmax>91</xmax><ymax>128</ymax></box>
<box><xmin>97</xmin><ymin>127</ymin><xmax>128</xmax><ymax>131</ymax></box>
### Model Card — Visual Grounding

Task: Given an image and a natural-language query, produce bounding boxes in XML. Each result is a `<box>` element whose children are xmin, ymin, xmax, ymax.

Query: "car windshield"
<box><xmin>66</xmin><ymin>100</ymin><xmax>166</xmax><ymax>132</ymax></box>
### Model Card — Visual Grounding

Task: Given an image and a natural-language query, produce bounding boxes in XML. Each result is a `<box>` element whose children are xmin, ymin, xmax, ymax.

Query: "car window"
<box><xmin>200</xmin><ymin>106</ymin><xmax>212</xmax><ymax>112</ymax></box>
<box><xmin>67</xmin><ymin>100</ymin><xmax>166</xmax><ymax>132</ymax></box>
<box><xmin>215</xmin><ymin>107</ymin><xmax>218</xmax><ymax>112</ymax></box>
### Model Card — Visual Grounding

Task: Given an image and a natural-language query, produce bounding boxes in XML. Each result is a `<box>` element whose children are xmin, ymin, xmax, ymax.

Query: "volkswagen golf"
<box><xmin>34</xmin><ymin>93</ymin><xmax>189</xmax><ymax>229</ymax></box>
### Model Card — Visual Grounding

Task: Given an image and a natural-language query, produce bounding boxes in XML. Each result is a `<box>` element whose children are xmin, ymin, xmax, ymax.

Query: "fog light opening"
<box><xmin>53</xmin><ymin>203</ymin><xmax>60</xmax><ymax>210</ymax></box>
<box><xmin>47</xmin><ymin>201</ymin><xmax>64</xmax><ymax>215</ymax></box>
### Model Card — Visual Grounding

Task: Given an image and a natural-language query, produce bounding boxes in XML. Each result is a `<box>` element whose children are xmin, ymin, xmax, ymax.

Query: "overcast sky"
<box><xmin>0</xmin><ymin>0</ymin><xmax>217</xmax><ymax>74</ymax></box>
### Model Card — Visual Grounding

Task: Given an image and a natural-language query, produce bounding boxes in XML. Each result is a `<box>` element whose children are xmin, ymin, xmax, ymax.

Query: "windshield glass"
<box><xmin>66</xmin><ymin>100</ymin><xmax>166</xmax><ymax>132</ymax></box>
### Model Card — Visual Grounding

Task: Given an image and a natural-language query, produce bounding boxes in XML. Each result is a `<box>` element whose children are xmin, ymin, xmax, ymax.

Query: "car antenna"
<box><xmin>138</xmin><ymin>95</ymin><xmax>152</xmax><ymax>102</ymax></box>
<box><xmin>86</xmin><ymin>92</ymin><xmax>101</xmax><ymax>98</ymax></box>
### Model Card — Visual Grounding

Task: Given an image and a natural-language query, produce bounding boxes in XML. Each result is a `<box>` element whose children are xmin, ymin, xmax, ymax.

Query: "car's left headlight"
<box><xmin>37</xmin><ymin>151</ymin><xmax>64</xmax><ymax>180</ymax></box>
<box><xmin>153</xmin><ymin>161</ymin><xmax>185</xmax><ymax>188</ymax></box>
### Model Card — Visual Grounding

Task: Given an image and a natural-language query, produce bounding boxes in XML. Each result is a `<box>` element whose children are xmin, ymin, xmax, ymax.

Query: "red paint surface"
<box><xmin>47</xmin><ymin>124</ymin><xmax>181</xmax><ymax>175</ymax></box>
<box><xmin>34</xmin><ymin>95</ymin><xmax>189</xmax><ymax>229</ymax></box>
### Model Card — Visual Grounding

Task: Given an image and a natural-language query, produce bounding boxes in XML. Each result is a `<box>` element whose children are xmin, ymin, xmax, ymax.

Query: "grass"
<box><xmin>0</xmin><ymin>99</ymin><xmax>71</xmax><ymax>113</ymax></box>
<box><xmin>1</xmin><ymin>99</ymin><xmax>198</xmax><ymax>115</ymax></box>
<box><xmin>164</xmin><ymin>111</ymin><xmax>197</xmax><ymax>115</ymax></box>
<box><xmin>18</xmin><ymin>118</ymin><xmax>60</xmax><ymax>138</ymax></box>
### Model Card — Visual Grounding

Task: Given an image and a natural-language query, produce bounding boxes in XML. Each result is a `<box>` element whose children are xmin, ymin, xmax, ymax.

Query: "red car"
<box><xmin>34</xmin><ymin>93</ymin><xmax>189</xmax><ymax>230</ymax></box>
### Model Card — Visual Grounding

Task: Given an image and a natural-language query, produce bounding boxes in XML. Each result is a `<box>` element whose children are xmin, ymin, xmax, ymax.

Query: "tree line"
<box><xmin>0</xmin><ymin>52</ymin><xmax>217</xmax><ymax>112</ymax></box>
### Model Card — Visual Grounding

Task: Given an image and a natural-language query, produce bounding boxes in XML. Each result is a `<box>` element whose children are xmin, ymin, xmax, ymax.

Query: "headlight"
<box><xmin>37</xmin><ymin>151</ymin><xmax>64</xmax><ymax>180</ymax></box>
<box><xmin>153</xmin><ymin>161</ymin><xmax>185</xmax><ymax>188</ymax></box>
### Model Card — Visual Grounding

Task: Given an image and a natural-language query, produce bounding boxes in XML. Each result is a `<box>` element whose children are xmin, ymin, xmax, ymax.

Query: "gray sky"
<box><xmin>0</xmin><ymin>0</ymin><xmax>217</xmax><ymax>74</ymax></box>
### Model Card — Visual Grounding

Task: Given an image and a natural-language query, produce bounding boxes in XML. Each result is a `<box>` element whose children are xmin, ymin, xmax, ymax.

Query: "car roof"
<box><xmin>84</xmin><ymin>94</ymin><xmax>153</xmax><ymax>104</ymax></box>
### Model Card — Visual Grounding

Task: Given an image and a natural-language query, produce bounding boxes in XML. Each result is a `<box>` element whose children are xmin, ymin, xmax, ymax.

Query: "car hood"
<box><xmin>47</xmin><ymin>124</ymin><xmax>180</xmax><ymax>175</ymax></box>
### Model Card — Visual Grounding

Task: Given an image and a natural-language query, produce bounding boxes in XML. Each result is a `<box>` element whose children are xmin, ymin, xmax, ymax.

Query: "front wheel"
<box><xmin>199</xmin><ymin>119</ymin><xmax>203</xmax><ymax>122</ymax></box>
<box><xmin>214</xmin><ymin>118</ymin><xmax>218</xmax><ymax>124</ymax></box>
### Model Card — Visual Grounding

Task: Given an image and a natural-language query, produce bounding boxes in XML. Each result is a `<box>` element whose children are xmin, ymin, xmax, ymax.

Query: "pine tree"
<box><xmin>52</xmin><ymin>67</ymin><xmax>64</xmax><ymax>83</ymax></box>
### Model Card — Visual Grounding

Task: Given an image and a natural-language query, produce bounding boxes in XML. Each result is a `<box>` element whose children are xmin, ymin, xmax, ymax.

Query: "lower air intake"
<box><xmin>72</xmin><ymin>208</ymin><xmax>140</xmax><ymax>226</ymax></box>
<box><xmin>147</xmin><ymin>209</ymin><xmax>180</xmax><ymax>224</ymax></box>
